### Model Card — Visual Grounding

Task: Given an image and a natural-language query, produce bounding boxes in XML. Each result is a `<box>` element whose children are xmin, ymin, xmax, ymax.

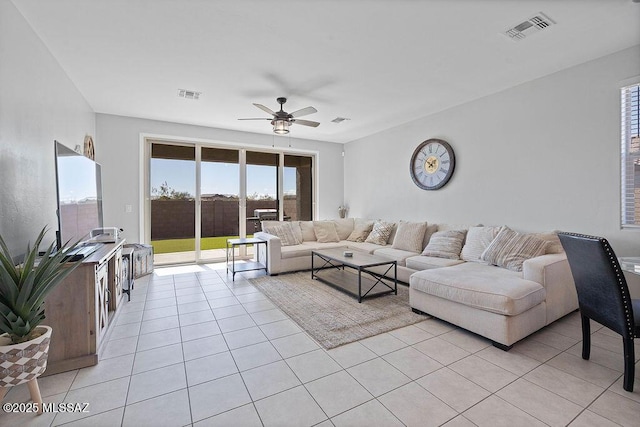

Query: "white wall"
<box><xmin>0</xmin><ymin>0</ymin><xmax>95</xmax><ymax>255</ymax></box>
<box><xmin>95</xmin><ymin>114</ymin><xmax>344</xmax><ymax>243</ymax></box>
<box><xmin>344</xmin><ymin>46</ymin><xmax>640</xmax><ymax>255</ymax></box>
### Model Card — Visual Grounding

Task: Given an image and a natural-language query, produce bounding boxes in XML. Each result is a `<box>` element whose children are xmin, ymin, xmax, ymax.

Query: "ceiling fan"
<box><xmin>239</xmin><ymin>97</ymin><xmax>320</xmax><ymax>134</ymax></box>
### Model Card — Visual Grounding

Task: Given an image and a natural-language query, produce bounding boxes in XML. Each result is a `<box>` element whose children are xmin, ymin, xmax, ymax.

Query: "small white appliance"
<box><xmin>90</xmin><ymin>227</ymin><xmax>121</xmax><ymax>243</ymax></box>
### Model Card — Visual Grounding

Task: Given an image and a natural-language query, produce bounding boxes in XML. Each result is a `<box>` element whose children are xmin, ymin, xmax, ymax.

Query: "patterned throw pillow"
<box><xmin>313</xmin><ymin>221</ymin><xmax>340</xmax><ymax>243</ymax></box>
<box><xmin>392</xmin><ymin>220</ymin><xmax>428</xmax><ymax>252</ymax></box>
<box><xmin>262</xmin><ymin>221</ymin><xmax>303</xmax><ymax>244</ymax></box>
<box><xmin>269</xmin><ymin>223</ymin><xmax>302</xmax><ymax>246</ymax></box>
<box><xmin>480</xmin><ymin>226</ymin><xmax>548</xmax><ymax>271</ymax></box>
<box><xmin>365</xmin><ymin>221</ymin><xmax>395</xmax><ymax>245</ymax></box>
<box><xmin>421</xmin><ymin>230</ymin><xmax>467</xmax><ymax>259</ymax></box>
<box><xmin>347</xmin><ymin>218</ymin><xmax>374</xmax><ymax>242</ymax></box>
<box><xmin>461</xmin><ymin>226</ymin><xmax>502</xmax><ymax>263</ymax></box>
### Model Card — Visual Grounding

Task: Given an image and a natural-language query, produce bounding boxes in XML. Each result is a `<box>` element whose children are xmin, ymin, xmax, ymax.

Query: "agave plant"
<box><xmin>0</xmin><ymin>228</ymin><xmax>82</xmax><ymax>344</ymax></box>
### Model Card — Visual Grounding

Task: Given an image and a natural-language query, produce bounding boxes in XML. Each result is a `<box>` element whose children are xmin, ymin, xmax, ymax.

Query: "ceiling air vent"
<box><xmin>177</xmin><ymin>89</ymin><xmax>201</xmax><ymax>100</ymax></box>
<box><xmin>504</xmin><ymin>12</ymin><xmax>555</xmax><ymax>41</ymax></box>
<box><xmin>331</xmin><ymin>117</ymin><xmax>351</xmax><ymax>124</ymax></box>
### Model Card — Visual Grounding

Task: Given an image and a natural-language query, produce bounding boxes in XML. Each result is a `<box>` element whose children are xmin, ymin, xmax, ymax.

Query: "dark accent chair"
<box><xmin>558</xmin><ymin>232</ymin><xmax>640</xmax><ymax>392</ymax></box>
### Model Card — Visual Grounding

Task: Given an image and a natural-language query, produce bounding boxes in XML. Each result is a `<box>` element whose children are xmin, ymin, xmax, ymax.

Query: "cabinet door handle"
<box><xmin>106</xmin><ymin>289</ymin><xmax>111</xmax><ymax>305</ymax></box>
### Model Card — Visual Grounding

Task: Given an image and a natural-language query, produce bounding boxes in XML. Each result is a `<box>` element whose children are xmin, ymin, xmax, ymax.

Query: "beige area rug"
<box><xmin>249</xmin><ymin>272</ymin><xmax>428</xmax><ymax>349</ymax></box>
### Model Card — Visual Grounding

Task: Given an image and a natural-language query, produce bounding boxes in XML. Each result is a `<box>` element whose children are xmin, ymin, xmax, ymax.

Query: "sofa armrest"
<box><xmin>522</xmin><ymin>253</ymin><xmax>569</xmax><ymax>285</ymax></box>
<box><xmin>522</xmin><ymin>253</ymin><xmax>578</xmax><ymax>323</ymax></box>
<box><xmin>255</xmin><ymin>231</ymin><xmax>282</xmax><ymax>275</ymax></box>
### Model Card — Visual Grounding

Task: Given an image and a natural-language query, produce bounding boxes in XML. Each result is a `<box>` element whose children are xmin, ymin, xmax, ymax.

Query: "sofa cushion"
<box><xmin>344</xmin><ymin>241</ymin><xmax>385</xmax><ymax>254</ymax></box>
<box><xmin>461</xmin><ymin>226</ymin><xmax>502</xmax><ymax>263</ymax></box>
<box><xmin>313</xmin><ymin>221</ymin><xmax>340</xmax><ymax>243</ymax></box>
<box><xmin>533</xmin><ymin>231</ymin><xmax>564</xmax><ymax>254</ymax></box>
<box><xmin>481</xmin><ymin>226</ymin><xmax>548</xmax><ymax>272</ymax></box>
<box><xmin>332</xmin><ymin>218</ymin><xmax>354</xmax><ymax>240</ymax></box>
<box><xmin>373</xmin><ymin>247</ymin><xmax>420</xmax><ymax>267</ymax></box>
<box><xmin>405</xmin><ymin>255</ymin><xmax>465</xmax><ymax>270</ymax></box>
<box><xmin>347</xmin><ymin>218</ymin><xmax>374</xmax><ymax>242</ymax></box>
<box><xmin>421</xmin><ymin>230</ymin><xmax>467</xmax><ymax>259</ymax></box>
<box><xmin>301</xmin><ymin>241</ymin><xmax>345</xmax><ymax>251</ymax></box>
<box><xmin>392</xmin><ymin>220</ymin><xmax>428</xmax><ymax>252</ymax></box>
<box><xmin>410</xmin><ymin>262</ymin><xmax>546</xmax><ymax>316</ymax></box>
<box><xmin>299</xmin><ymin>221</ymin><xmax>316</xmax><ymax>241</ymax></box>
<box><xmin>437</xmin><ymin>223</ymin><xmax>477</xmax><ymax>232</ymax></box>
<box><xmin>281</xmin><ymin>244</ymin><xmax>313</xmax><ymax>259</ymax></box>
<box><xmin>365</xmin><ymin>220</ymin><xmax>395</xmax><ymax>245</ymax></box>
<box><xmin>386</xmin><ymin>222</ymin><xmax>398</xmax><ymax>245</ymax></box>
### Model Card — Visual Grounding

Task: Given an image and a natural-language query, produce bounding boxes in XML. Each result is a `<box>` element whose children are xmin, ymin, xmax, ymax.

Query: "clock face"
<box><xmin>410</xmin><ymin>139</ymin><xmax>455</xmax><ymax>190</ymax></box>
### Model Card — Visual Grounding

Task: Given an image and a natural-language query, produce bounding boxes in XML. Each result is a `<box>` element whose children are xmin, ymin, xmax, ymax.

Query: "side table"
<box><xmin>226</xmin><ymin>238</ymin><xmax>268</xmax><ymax>281</ymax></box>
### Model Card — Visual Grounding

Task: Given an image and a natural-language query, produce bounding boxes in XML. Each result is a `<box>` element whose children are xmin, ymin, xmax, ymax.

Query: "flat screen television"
<box><xmin>54</xmin><ymin>141</ymin><xmax>104</xmax><ymax>250</ymax></box>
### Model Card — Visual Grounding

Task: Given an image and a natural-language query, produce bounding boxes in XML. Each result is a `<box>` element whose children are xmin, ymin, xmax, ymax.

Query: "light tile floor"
<box><xmin>2</xmin><ymin>263</ymin><xmax>640</xmax><ymax>426</ymax></box>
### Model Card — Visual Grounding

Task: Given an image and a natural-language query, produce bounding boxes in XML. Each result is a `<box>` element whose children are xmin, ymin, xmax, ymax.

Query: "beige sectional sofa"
<box><xmin>254</xmin><ymin>218</ymin><xmax>578</xmax><ymax>349</ymax></box>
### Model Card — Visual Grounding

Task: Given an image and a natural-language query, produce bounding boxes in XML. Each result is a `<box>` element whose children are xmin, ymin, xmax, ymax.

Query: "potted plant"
<box><xmin>0</xmin><ymin>228</ymin><xmax>82</xmax><ymax>410</ymax></box>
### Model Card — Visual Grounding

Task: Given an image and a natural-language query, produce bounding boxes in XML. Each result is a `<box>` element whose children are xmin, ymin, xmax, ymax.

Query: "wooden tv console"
<box><xmin>42</xmin><ymin>239</ymin><xmax>126</xmax><ymax>376</ymax></box>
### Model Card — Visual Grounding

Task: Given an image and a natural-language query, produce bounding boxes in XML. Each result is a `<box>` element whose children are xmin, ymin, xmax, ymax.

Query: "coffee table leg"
<box><xmin>394</xmin><ymin>263</ymin><xmax>398</xmax><ymax>295</ymax></box>
<box><xmin>358</xmin><ymin>267</ymin><xmax>362</xmax><ymax>303</ymax></box>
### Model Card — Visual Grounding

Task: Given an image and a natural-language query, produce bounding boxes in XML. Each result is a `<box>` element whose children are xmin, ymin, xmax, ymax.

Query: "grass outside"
<box><xmin>151</xmin><ymin>235</ymin><xmax>254</xmax><ymax>254</ymax></box>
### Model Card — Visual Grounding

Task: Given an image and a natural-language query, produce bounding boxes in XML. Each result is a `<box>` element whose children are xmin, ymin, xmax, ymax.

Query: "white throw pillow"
<box><xmin>461</xmin><ymin>226</ymin><xmax>502</xmax><ymax>263</ymax></box>
<box><xmin>365</xmin><ymin>220</ymin><xmax>395</xmax><ymax>245</ymax></box>
<box><xmin>268</xmin><ymin>222</ymin><xmax>302</xmax><ymax>246</ymax></box>
<box><xmin>421</xmin><ymin>230</ymin><xmax>467</xmax><ymax>259</ymax></box>
<box><xmin>481</xmin><ymin>226</ymin><xmax>548</xmax><ymax>272</ymax></box>
<box><xmin>392</xmin><ymin>220</ymin><xmax>428</xmax><ymax>252</ymax></box>
<box><xmin>313</xmin><ymin>221</ymin><xmax>340</xmax><ymax>243</ymax></box>
<box><xmin>346</xmin><ymin>218</ymin><xmax>374</xmax><ymax>242</ymax></box>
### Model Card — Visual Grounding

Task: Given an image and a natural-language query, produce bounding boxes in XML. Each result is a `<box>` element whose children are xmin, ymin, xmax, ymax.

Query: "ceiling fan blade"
<box><xmin>292</xmin><ymin>119</ymin><xmax>320</xmax><ymax>128</ymax></box>
<box><xmin>290</xmin><ymin>106</ymin><xmax>317</xmax><ymax>118</ymax></box>
<box><xmin>253</xmin><ymin>103</ymin><xmax>276</xmax><ymax>116</ymax></box>
<box><xmin>238</xmin><ymin>118</ymin><xmax>271</xmax><ymax>121</ymax></box>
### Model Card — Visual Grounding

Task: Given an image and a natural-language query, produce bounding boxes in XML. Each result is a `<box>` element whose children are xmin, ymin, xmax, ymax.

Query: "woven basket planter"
<box><xmin>0</xmin><ymin>325</ymin><xmax>52</xmax><ymax>388</ymax></box>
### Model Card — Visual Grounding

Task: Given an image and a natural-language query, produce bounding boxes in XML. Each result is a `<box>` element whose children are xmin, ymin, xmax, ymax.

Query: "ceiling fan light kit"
<box><xmin>272</xmin><ymin>119</ymin><xmax>289</xmax><ymax>134</ymax></box>
<box><xmin>239</xmin><ymin>97</ymin><xmax>320</xmax><ymax>134</ymax></box>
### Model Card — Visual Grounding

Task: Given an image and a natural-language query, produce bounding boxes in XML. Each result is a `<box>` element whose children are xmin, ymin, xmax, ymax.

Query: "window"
<box><xmin>621</xmin><ymin>83</ymin><xmax>640</xmax><ymax>227</ymax></box>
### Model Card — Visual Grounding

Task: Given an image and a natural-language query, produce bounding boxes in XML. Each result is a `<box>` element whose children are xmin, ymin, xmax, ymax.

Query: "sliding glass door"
<box><xmin>150</xmin><ymin>144</ymin><xmax>196</xmax><ymax>264</ymax></box>
<box><xmin>147</xmin><ymin>140</ymin><xmax>314</xmax><ymax>265</ymax></box>
<box><xmin>246</xmin><ymin>151</ymin><xmax>279</xmax><ymax>234</ymax></box>
<box><xmin>284</xmin><ymin>154</ymin><xmax>313</xmax><ymax>221</ymax></box>
<box><xmin>200</xmin><ymin>147</ymin><xmax>240</xmax><ymax>260</ymax></box>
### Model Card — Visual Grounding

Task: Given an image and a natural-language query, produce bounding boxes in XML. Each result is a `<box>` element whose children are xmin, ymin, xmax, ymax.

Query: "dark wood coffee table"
<box><xmin>311</xmin><ymin>248</ymin><xmax>397</xmax><ymax>303</ymax></box>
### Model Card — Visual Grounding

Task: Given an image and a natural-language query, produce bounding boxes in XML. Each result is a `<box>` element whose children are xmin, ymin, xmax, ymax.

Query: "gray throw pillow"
<box><xmin>421</xmin><ymin>230</ymin><xmax>467</xmax><ymax>259</ymax></box>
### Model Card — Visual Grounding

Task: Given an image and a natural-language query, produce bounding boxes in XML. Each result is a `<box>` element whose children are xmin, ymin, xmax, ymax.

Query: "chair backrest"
<box><xmin>558</xmin><ymin>232</ymin><xmax>635</xmax><ymax>338</ymax></box>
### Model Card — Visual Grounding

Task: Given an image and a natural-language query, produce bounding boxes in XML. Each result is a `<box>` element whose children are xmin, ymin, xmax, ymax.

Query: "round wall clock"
<box><xmin>410</xmin><ymin>138</ymin><xmax>455</xmax><ymax>190</ymax></box>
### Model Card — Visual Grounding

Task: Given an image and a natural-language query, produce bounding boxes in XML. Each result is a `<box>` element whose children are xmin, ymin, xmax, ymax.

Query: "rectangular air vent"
<box><xmin>177</xmin><ymin>89</ymin><xmax>201</xmax><ymax>100</ymax></box>
<box><xmin>504</xmin><ymin>12</ymin><xmax>555</xmax><ymax>41</ymax></box>
<box><xmin>331</xmin><ymin>117</ymin><xmax>351</xmax><ymax>124</ymax></box>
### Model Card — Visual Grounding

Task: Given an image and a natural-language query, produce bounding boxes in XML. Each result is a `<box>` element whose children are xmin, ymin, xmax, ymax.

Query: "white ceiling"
<box><xmin>12</xmin><ymin>0</ymin><xmax>640</xmax><ymax>143</ymax></box>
